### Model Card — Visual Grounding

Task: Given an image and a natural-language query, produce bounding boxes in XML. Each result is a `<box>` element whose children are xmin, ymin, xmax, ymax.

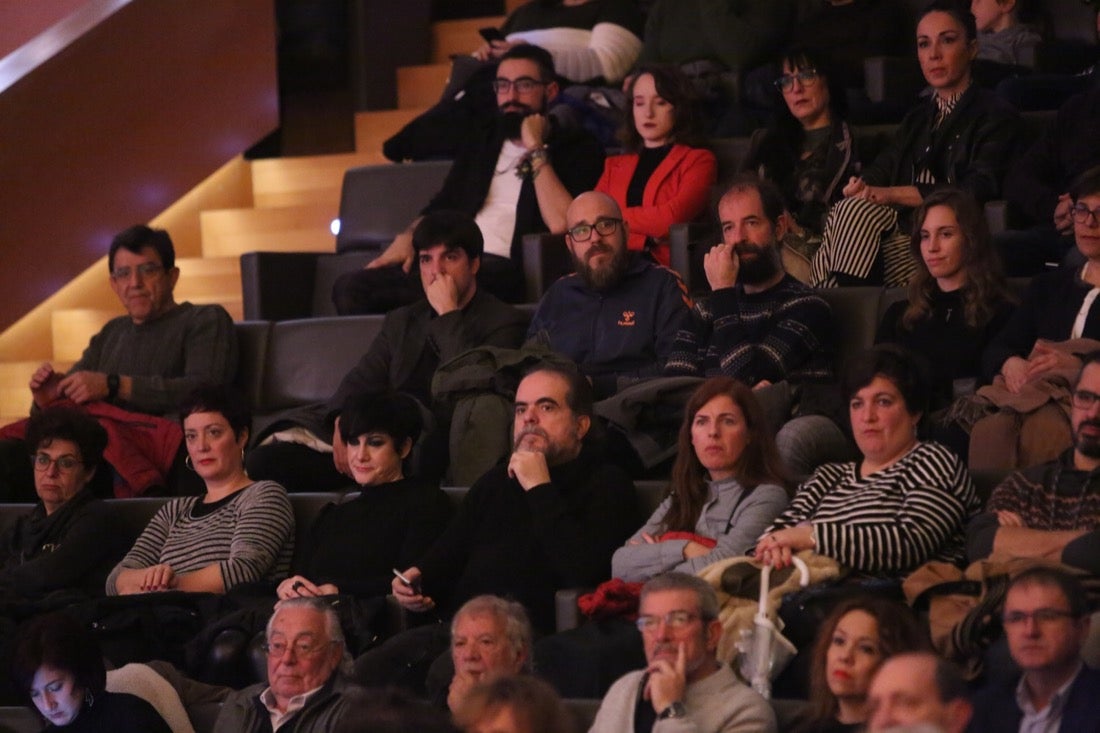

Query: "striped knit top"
<box><xmin>766</xmin><ymin>442</ymin><xmax>980</xmax><ymax>574</ymax></box>
<box><xmin>106</xmin><ymin>480</ymin><xmax>294</xmax><ymax>595</ymax></box>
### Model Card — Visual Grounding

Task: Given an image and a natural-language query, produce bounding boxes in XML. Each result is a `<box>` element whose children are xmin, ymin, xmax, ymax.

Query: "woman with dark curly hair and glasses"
<box><xmin>0</xmin><ymin>407</ymin><xmax>126</xmax><ymax>599</ymax></box>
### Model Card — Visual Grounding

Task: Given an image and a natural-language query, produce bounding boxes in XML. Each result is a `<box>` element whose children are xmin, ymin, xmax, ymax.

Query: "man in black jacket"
<box><xmin>356</xmin><ymin>364</ymin><xmax>638</xmax><ymax>692</ymax></box>
<box><xmin>334</xmin><ymin>44</ymin><xmax>605</xmax><ymax>313</ymax></box>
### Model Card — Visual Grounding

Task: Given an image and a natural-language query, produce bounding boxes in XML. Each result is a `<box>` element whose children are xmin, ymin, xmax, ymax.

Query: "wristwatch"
<box><xmin>107</xmin><ymin>373</ymin><xmax>120</xmax><ymax>399</ymax></box>
<box><xmin>657</xmin><ymin>702</ymin><xmax>686</xmax><ymax>720</ymax></box>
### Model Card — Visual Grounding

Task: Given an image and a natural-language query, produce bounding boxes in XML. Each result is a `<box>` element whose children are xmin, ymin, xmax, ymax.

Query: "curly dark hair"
<box><xmin>24</xmin><ymin>407</ymin><xmax>107</xmax><ymax>472</ymax></box>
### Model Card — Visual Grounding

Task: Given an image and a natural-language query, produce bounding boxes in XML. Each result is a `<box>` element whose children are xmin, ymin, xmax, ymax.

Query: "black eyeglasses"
<box><xmin>1072</xmin><ymin>389</ymin><xmax>1100</xmax><ymax>410</ymax></box>
<box><xmin>491</xmin><ymin>77</ymin><xmax>545</xmax><ymax>94</ymax></box>
<box><xmin>1071</xmin><ymin>203</ymin><xmax>1100</xmax><ymax>226</ymax></box>
<box><xmin>566</xmin><ymin>218</ymin><xmax>621</xmax><ymax>242</ymax></box>
<box><xmin>774</xmin><ymin>69</ymin><xmax>820</xmax><ymax>92</ymax></box>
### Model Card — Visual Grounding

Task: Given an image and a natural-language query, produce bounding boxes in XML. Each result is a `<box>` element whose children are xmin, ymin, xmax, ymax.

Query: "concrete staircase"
<box><xmin>0</xmin><ymin>11</ymin><xmax>508</xmax><ymax>425</ymax></box>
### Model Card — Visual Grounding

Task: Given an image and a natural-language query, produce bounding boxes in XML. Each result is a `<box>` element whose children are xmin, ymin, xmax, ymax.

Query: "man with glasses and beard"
<box><xmin>334</xmin><ymin>44</ymin><xmax>604</xmax><ymax>313</ymax></box>
<box><xmin>665</xmin><ymin>174</ymin><xmax>833</xmax><ymax>389</ymax></box>
<box><xmin>526</xmin><ymin>191</ymin><xmax>691</xmax><ymax>399</ymax></box>
<box><xmin>967</xmin><ymin>351</ymin><xmax>1100</xmax><ymax>577</ymax></box>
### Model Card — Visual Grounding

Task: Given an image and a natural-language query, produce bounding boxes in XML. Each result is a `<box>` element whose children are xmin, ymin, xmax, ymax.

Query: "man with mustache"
<box><xmin>334</xmin><ymin>44</ymin><xmax>604</xmax><ymax>314</ymax></box>
<box><xmin>967</xmin><ymin>352</ymin><xmax>1100</xmax><ymax>577</ymax></box>
<box><xmin>665</xmin><ymin>174</ymin><xmax>833</xmax><ymax>389</ymax></box>
<box><xmin>526</xmin><ymin>191</ymin><xmax>691</xmax><ymax>399</ymax></box>
<box><xmin>358</xmin><ymin>365</ymin><xmax>638</xmax><ymax>691</ymax></box>
<box><xmin>588</xmin><ymin>572</ymin><xmax>776</xmax><ymax>732</ymax></box>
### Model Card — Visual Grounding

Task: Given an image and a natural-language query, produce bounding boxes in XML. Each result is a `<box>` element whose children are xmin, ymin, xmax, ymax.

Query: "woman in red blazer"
<box><xmin>594</xmin><ymin>64</ymin><xmax>717</xmax><ymax>267</ymax></box>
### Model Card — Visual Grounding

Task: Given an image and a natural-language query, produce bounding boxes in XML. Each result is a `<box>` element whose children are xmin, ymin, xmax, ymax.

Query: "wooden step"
<box><xmin>175</xmin><ymin>256</ymin><xmax>244</xmax><ymax>322</ymax></box>
<box><xmin>353</xmin><ymin>107</ymin><xmax>428</xmax><ymax>159</ymax></box>
<box><xmin>431</xmin><ymin>16</ymin><xmax>505</xmax><ymax>63</ymax></box>
<box><xmin>200</xmin><ymin>203</ymin><xmax>337</xmax><ymax>259</ymax></box>
<box><xmin>0</xmin><ymin>361</ymin><xmax>46</xmax><ymax>424</ymax></box>
<box><xmin>50</xmin><ymin>309</ymin><xmax>121</xmax><ymax>364</ymax></box>
<box><xmin>250</xmin><ymin>151</ymin><xmax>378</xmax><ymax>209</ymax></box>
<box><xmin>397</xmin><ymin>63</ymin><xmax>451</xmax><ymax>110</ymax></box>
<box><xmin>505</xmin><ymin>0</ymin><xmax>528</xmax><ymax>12</ymax></box>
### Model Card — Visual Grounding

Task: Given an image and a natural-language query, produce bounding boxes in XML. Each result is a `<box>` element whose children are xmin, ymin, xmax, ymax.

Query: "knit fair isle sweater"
<box><xmin>665</xmin><ymin>275</ymin><xmax>833</xmax><ymax>385</ymax></box>
<box><xmin>106</xmin><ymin>480</ymin><xmax>293</xmax><ymax>594</ymax></box>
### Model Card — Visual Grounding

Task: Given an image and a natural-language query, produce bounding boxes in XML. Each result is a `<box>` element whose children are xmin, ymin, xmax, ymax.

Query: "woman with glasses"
<box><xmin>810</xmin><ymin>0</ymin><xmax>1020</xmax><ymax>288</ymax></box>
<box><xmin>744</xmin><ymin>46</ymin><xmax>860</xmax><ymax>282</ymax></box>
<box><xmin>983</xmin><ymin>166</ymin><xmax>1100</xmax><ymax>394</ymax></box>
<box><xmin>580</xmin><ymin>63</ymin><xmax>716</xmax><ymax>267</ymax></box>
<box><xmin>0</xmin><ymin>408</ymin><xmax>127</xmax><ymax>600</ymax></box>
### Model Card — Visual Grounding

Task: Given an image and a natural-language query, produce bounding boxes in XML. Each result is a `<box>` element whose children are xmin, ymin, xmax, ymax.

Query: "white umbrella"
<box><xmin>736</xmin><ymin>556</ymin><xmax>810</xmax><ymax>699</ymax></box>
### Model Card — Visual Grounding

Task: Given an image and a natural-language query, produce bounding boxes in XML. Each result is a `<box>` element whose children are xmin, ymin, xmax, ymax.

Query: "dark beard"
<box><xmin>737</xmin><ymin>242</ymin><xmax>782</xmax><ymax>285</ymax></box>
<box><xmin>498</xmin><ymin>110</ymin><xmax>530</xmax><ymax>139</ymax></box>
<box><xmin>572</xmin><ymin>242</ymin><xmax>630</xmax><ymax>291</ymax></box>
<box><xmin>1076</xmin><ymin>421</ymin><xmax>1100</xmax><ymax>458</ymax></box>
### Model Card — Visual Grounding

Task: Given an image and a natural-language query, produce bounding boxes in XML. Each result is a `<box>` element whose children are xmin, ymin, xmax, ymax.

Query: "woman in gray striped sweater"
<box><xmin>106</xmin><ymin>386</ymin><xmax>293</xmax><ymax>596</ymax></box>
<box><xmin>754</xmin><ymin>344</ymin><xmax>980</xmax><ymax>576</ymax></box>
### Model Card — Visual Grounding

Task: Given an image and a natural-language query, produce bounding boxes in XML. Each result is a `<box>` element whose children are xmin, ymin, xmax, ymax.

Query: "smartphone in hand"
<box><xmin>392</xmin><ymin>568</ymin><xmax>422</xmax><ymax>594</ymax></box>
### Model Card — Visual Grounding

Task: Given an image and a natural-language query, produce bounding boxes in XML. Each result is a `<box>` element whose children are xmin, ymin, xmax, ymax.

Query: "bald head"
<box><xmin>564</xmin><ymin>191</ymin><xmax>629</xmax><ymax>291</ymax></box>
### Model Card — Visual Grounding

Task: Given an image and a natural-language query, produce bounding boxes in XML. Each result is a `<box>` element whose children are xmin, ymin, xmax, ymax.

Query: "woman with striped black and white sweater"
<box><xmin>755</xmin><ymin>344</ymin><xmax>980</xmax><ymax>576</ymax></box>
<box><xmin>107</xmin><ymin>385</ymin><xmax>293</xmax><ymax>596</ymax></box>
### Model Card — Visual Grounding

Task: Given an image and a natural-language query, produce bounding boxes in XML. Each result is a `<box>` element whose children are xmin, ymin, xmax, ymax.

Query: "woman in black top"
<box><xmin>12</xmin><ymin>612</ymin><xmax>170</xmax><ymax>732</ymax></box>
<box><xmin>745</xmin><ymin>46</ymin><xmax>859</xmax><ymax>282</ymax></box>
<box><xmin>876</xmin><ymin>188</ymin><xmax>1016</xmax><ymax>412</ymax></box>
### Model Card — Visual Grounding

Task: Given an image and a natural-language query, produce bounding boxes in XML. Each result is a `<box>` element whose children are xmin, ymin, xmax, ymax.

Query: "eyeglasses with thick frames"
<box><xmin>262</xmin><ymin>639</ymin><xmax>337</xmax><ymax>658</ymax></box>
<box><xmin>566</xmin><ymin>217</ymin><xmax>621</xmax><ymax>242</ymax></box>
<box><xmin>1071</xmin><ymin>389</ymin><xmax>1100</xmax><ymax>410</ymax></box>
<box><xmin>491</xmin><ymin>77</ymin><xmax>546</xmax><ymax>94</ymax></box>
<box><xmin>31</xmin><ymin>454</ymin><xmax>83</xmax><ymax>473</ymax></box>
<box><xmin>1071</xmin><ymin>203</ymin><xmax>1100</xmax><ymax>226</ymax></box>
<box><xmin>1002</xmin><ymin>608</ymin><xmax>1077</xmax><ymax>626</ymax></box>
<box><xmin>110</xmin><ymin>263</ymin><xmax>164</xmax><ymax>281</ymax></box>
<box><xmin>635</xmin><ymin>610</ymin><xmax>703</xmax><ymax>634</ymax></box>
<box><xmin>774</xmin><ymin>69</ymin><xmax>820</xmax><ymax>92</ymax></box>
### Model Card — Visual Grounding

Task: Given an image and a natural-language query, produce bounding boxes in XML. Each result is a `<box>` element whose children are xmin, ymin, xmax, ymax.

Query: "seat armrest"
<box><xmin>240</xmin><ymin>252</ymin><xmax>321</xmax><ymax>321</ymax></box>
<box><xmin>984</xmin><ymin>200</ymin><xmax>1009</xmax><ymax>236</ymax></box>
<box><xmin>555</xmin><ymin>587</ymin><xmax>591</xmax><ymax>633</ymax></box>
<box><xmin>522</xmin><ymin>232</ymin><xmax>572</xmax><ymax>301</ymax></box>
<box><xmin>669</xmin><ymin>221</ymin><xmax>716</xmax><ymax>295</ymax></box>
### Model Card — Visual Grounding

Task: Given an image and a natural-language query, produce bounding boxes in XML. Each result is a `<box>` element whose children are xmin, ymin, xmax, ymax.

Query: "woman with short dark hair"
<box><xmin>276</xmin><ymin>392</ymin><xmax>452</xmax><ymax>601</ymax></box>
<box><xmin>11</xmin><ymin>612</ymin><xmax>170</xmax><ymax>731</ymax></box>
<box><xmin>107</xmin><ymin>385</ymin><xmax>293</xmax><ymax>595</ymax></box>
<box><xmin>0</xmin><ymin>407</ymin><xmax>126</xmax><ymax>599</ymax></box>
<box><xmin>756</xmin><ymin>345</ymin><xmax>980</xmax><ymax>576</ymax></box>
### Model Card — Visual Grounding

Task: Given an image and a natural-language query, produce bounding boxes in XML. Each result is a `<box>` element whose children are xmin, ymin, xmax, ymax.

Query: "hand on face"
<box><xmin>645</xmin><ymin>642</ymin><xmax>688</xmax><ymax>714</ymax></box>
<box><xmin>507</xmin><ymin>448</ymin><xmax>551</xmax><ymax>491</ymax></box>
<box><xmin>423</xmin><ymin>270</ymin><xmax>461</xmax><ymax>316</ymax></box>
<box><xmin>521</xmin><ymin>114</ymin><xmax>550</xmax><ymax>151</ymax></box>
<box><xmin>703</xmin><ymin>242</ymin><xmax>740</xmax><ymax>290</ymax></box>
